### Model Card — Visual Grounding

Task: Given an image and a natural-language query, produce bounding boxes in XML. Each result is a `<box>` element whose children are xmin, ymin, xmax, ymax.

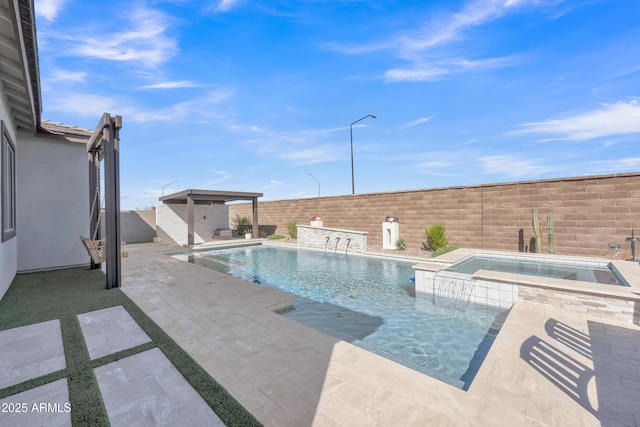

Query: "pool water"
<box><xmin>170</xmin><ymin>244</ymin><xmax>508</xmax><ymax>389</ymax></box>
<box><xmin>446</xmin><ymin>255</ymin><xmax>627</xmax><ymax>286</ymax></box>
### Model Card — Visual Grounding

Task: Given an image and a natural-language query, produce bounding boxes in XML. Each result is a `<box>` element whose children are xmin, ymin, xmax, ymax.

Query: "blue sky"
<box><xmin>34</xmin><ymin>0</ymin><xmax>640</xmax><ymax>209</ymax></box>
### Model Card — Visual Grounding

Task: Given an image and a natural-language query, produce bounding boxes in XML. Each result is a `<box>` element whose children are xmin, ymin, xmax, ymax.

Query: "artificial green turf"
<box><xmin>0</xmin><ymin>267</ymin><xmax>262</xmax><ymax>426</ymax></box>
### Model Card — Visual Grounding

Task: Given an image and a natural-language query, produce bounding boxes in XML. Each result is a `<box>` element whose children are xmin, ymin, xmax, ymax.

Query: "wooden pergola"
<box><xmin>87</xmin><ymin>113</ymin><xmax>122</xmax><ymax>289</ymax></box>
<box><xmin>159</xmin><ymin>189</ymin><xmax>263</xmax><ymax>246</ymax></box>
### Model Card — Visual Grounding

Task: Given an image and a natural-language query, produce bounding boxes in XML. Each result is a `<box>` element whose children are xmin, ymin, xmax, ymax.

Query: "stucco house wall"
<box><xmin>156</xmin><ymin>203</ymin><xmax>229</xmax><ymax>245</ymax></box>
<box><xmin>0</xmin><ymin>95</ymin><xmax>17</xmax><ymax>300</ymax></box>
<box><xmin>16</xmin><ymin>132</ymin><xmax>89</xmax><ymax>271</ymax></box>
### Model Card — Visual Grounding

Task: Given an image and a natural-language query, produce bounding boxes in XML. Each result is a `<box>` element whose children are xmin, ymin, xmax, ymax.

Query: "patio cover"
<box><xmin>159</xmin><ymin>189</ymin><xmax>263</xmax><ymax>245</ymax></box>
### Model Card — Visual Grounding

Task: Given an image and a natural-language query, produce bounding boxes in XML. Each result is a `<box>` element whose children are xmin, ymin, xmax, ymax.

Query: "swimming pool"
<box><xmin>446</xmin><ymin>254</ymin><xmax>628</xmax><ymax>286</ymax></box>
<box><xmin>170</xmin><ymin>243</ymin><xmax>509</xmax><ymax>390</ymax></box>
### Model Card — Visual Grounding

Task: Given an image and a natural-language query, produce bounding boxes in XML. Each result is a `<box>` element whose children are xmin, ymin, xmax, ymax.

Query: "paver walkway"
<box><xmin>78</xmin><ymin>305</ymin><xmax>151</xmax><ymax>360</ymax></box>
<box><xmin>95</xmin><ymin>348</ymin><xmax>224</xmax><ymax>426</ymax></box>
<box><xmin>0</xmin><ymin>379</ymin><xmax>71</xmax><ymax>427</ymax></box>
<box><xmin>0</xmin><ymin>305</ymin><xmax>225</xmax><ymax>426</ymax></box>
<box><xmin>0</xmin><ymin>319</ymin><xmax>65</xmax><ymax>389</ymax></box>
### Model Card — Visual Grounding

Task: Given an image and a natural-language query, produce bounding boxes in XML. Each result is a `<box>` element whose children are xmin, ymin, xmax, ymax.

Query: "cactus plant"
<box><xmin>532</xmin><ymin>209</ymin><xmax>542</xmax><ymax>253</ymax></box>
<box><xmin>547</xmin><ymin>212</ymin><xmax>555</xmax><ymax>254</ymax></box>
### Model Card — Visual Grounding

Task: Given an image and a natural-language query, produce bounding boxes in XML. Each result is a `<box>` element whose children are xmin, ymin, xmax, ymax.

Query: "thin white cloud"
<box><xmin>46</xmin><ymin>89</ymin><xmax>234</xmax><ymax>124</ymax></box>
<box><xmin>242</xmin><ymin>125</ymin><xmax>348</xmax><ymax>165</ymax></box>
<box><xmin>140</xmin><ymin>81</ymin><xmax>200</xmax><ymax>90</ymax></box>
<box><xmin>606</xmin><ymin>157</ymin><xmax>640</xmax><ymax>170</ymax></box>
<box><xmin>480</xmin><ymin>154</ymin><xmax>555</xmax><ymax>177</ymax></box>
<box><xmin>208</xmin><ymin>169</ymin><xmax>227</xmax><ymax>174</ymax></box>
<box><xmin>269</xmin><ymin>180</ymin><xmax>282</xmax><ymax>185</ymax></box>
<box><xmin>35</xmin><ymin>0</ymin><xmax>67</xmax><ymax>22</ymax></box>
<box><xmin>400</xmin><ymin>116</ymin><xmax>433</xmax><ymax>130</ymax></box>
<box><xmin>131</xmin><ymin>89</ymin><xmax>235</xmax><ymax>123</ymax></box>
<box><xmin>46</xmin><ymin>93</ymin><xmax>122</xmax><ymax>118</ymax></box>
<box><xmin>418</xmin><ymin>160</ymin><xmax>456</xmax><ymax>168</ymax></box>
<box><xmin>45</xmin><ymin>69</ymin><xmax>87</xmax><ymax>83</ymax></box>
<box><xmin>63</xmin><ymin>6</ymin><xmax>177</xmax><ymax>67</ymax></box>
<box><xmin>279</xmin><ymin>147</ymin><xmax>340</xmax><ymax>164</ymax></box>
<box><xmin>412</xmin><ymin>149</ymin><xmax>478</xmax><ymax>174</ymax></box>
<box><xmin>508</xmin><ymin>100</ymin><xmax>640</xmax><ymax>141</ymax></box>
<box><xmin>327</xmin><ymin>0</ymin><xmax>558</xmax><ymax>81</ymax></box>
<box><xmin>397</xmin><ymin>0</ymin><xmax>561</xmax><ymax>56</ymax></box>
<box><xmin>204</xmin><ymin>175</ymin><xmax>230</xmax><ymax>186</ymax></box>
<box><xmin>386</xmin><ymin>55</ymin><xmax>521</xmax><ymax>82</ymax></box>
<box><xmin>209</xmin><ymin>0</ymin><xmax>244</xmax><ymax>13</ymax></box>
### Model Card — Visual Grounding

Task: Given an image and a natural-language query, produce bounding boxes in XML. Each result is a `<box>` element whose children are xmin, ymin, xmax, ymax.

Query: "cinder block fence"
<box><xmin>229</xmin><ymin>173</ymin><xmax>640</xmax><ymax>258</ymax></box>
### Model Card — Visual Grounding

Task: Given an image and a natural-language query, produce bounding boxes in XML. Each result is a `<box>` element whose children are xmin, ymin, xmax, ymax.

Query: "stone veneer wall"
<box><xmin>518</xmin><ymin>286</ymin><xmax>638</xmax><ymax>324</ymax></box>
<box><xmin>297</xmin><ymin>225</ymin><xmax>367</xmax><ymax>253</ymax></box>
<box><xmin>229</xmin><ymin>173</ymin><xmax>640</xmax><ymax>258</ymax></box>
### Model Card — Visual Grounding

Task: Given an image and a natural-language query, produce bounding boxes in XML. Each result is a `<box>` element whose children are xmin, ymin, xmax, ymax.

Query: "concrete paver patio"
<box><xmin>95</xmin><ymin>348</ymin><xmax>224</xmax><ymax>426</ymax></box>
<box><xmin>0</xmin><ymin>379</ymin><xmax>71</xmax><ymax>427</ymax></box>
<box><xmin>0</xmin><ymin>320</ymin><xmax>65</xmax><ymax>389</ymax></box>
<box><xmin>78</xmin><ymin>305</ymin><xmax>151</xmax><ymax>360</ymax></box>
<box><xmin>121</xmin><ymin>242</ymin><xmax>640</xmax><ymax>426</ymax></box>
<box><xmin>0</xmin><ymin>303</ymin><xmax>226</xmax><ymax>426</ymax></box>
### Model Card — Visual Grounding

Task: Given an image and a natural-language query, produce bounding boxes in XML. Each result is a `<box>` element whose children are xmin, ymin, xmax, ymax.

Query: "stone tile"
<box><xmin>94</xmin><ymin>348</ymin><xmax>224</xmax><ymax>426</ymax></box>
<box><xmin>78</xmin><ymin>305</ymin><xmax>151</xmax><ymax>360</ymax></box>
<box><xmin>0</xmin><ymin>320</ymin><xmax>65</xmax><ymax>389</ymax></box>
<box><xmin>0</xmin><ymin>379</ymin><xmax>71</xmax><ymax>427</ymax></box>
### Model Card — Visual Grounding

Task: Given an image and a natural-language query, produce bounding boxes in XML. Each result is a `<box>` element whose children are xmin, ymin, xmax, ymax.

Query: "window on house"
<box><xmin>1</xmin><ymin>120</ymin><xmax>16</xmax><ymax>242</ymax></box>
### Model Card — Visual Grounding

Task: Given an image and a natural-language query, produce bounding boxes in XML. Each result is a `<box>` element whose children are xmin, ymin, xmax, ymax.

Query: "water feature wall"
<box><xmin>297</xmin><ymin>225</ymin><xmax>367</xmax><ymax>254</ymax></box>
<box><xmin>413</xmin><ymin>262</ymin><xmax>517</xmax><ymax>309</ymax></box>
<box><xmin>413</xmin><ymin>261</ymin><xmax>640</xmax><ymax>324</ymax></box>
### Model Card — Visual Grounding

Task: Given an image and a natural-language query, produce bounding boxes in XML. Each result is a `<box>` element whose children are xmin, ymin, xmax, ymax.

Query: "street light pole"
<box><xmin>350</xmin><ymin>114</ymin><xmax>376</xmax><ymax>195</ymax></box>
<box><xmin>162</xmin><ymin>180</ymin><xmax>179</xmax><ymax>196</ymax></box>
<box><xmin>307</xmin><ymin>173</ymin><xmax>320</xmax><ymax>197</ymax></box>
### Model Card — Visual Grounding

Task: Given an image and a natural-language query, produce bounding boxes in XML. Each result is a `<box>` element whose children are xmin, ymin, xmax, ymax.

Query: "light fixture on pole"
<box><xmin>162</xmin><ymin>180</ymin><xmax>179</xmax><ymax>196</ymax></box>
<box><xmin>307</xmin><ymin>173</ymin><xmax>320</xmax><ymax>197</ymax></box>
<box><xmin>350</xmin><ymin>114</ymin><xmax>376</xmax><ymax>195</ymax></box>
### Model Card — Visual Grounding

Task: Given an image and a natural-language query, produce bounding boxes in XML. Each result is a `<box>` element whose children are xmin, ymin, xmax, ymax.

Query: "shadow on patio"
<box><xmin>520</xmin><ymin>318</ymin><xmax>640</xmax><ymax>426</ymax></box>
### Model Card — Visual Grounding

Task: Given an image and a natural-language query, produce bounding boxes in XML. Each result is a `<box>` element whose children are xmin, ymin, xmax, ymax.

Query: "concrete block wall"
<box><xmin>121</xmin><ymin>209</ymin><xmax>156</xmax><ymax>243</ymax></box>
<box><xmin>230</xmin><ymin>173</ymin><xmax>640</xmax><ymax>258</ymax></box>
<box><xmin>156</xmin><ymin>203</ymin><xmax>229</xmax><ymax>245</ymax></box>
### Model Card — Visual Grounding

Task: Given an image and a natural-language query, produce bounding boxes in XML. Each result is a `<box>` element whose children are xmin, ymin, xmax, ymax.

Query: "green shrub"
<box><xmin>425</xmin><ymin>223</ymin><xmax>448</xmax><ymax>251</ymax></box>
<box><xmin>432</xmin><ymin>246</ymin><xmax>458</xmax><ymax>258</ymax></box>
<box><xmin>267</xmin><ymin>234</ymin><xmax>285</xmax><ymax>240</ymax></box>
<box><xmin>287</xmin><ymin>220</ymin><xmax>298</xmax><ymax>239</ymax></box>
<box><xmin>395</xmin><ymin>238</ymin><xmax>407</xmax><ymax>251</ymax></box>
<box><xmin>232</xmin><ymin>215</ymin><xmax>252</xmax><ymax>235</ymax></box>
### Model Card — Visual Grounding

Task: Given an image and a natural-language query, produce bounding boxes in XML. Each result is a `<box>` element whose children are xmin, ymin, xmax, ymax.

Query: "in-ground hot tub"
<box><xmin>445</xmin><ymin>253</ymin><xmax>628</xmax><ymax>286</ymax></box>
<box><xmin>413</xmin><ymin>249</ymin><xmax>640</xmax><ymax>324</ymax></box>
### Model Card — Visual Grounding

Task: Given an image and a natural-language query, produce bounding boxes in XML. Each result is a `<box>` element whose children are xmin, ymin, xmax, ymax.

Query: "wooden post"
<box><xmin>104</xmin><ymin>115</ymin><xmax>122</xmax><ymax>289</ymax></box>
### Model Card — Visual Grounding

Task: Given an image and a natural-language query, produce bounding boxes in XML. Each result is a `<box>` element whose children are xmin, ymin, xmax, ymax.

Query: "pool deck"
<box><xmin>121</xmin><ymin>242</ymin><xmax>640</xmax><ymax>426</ymax></box>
